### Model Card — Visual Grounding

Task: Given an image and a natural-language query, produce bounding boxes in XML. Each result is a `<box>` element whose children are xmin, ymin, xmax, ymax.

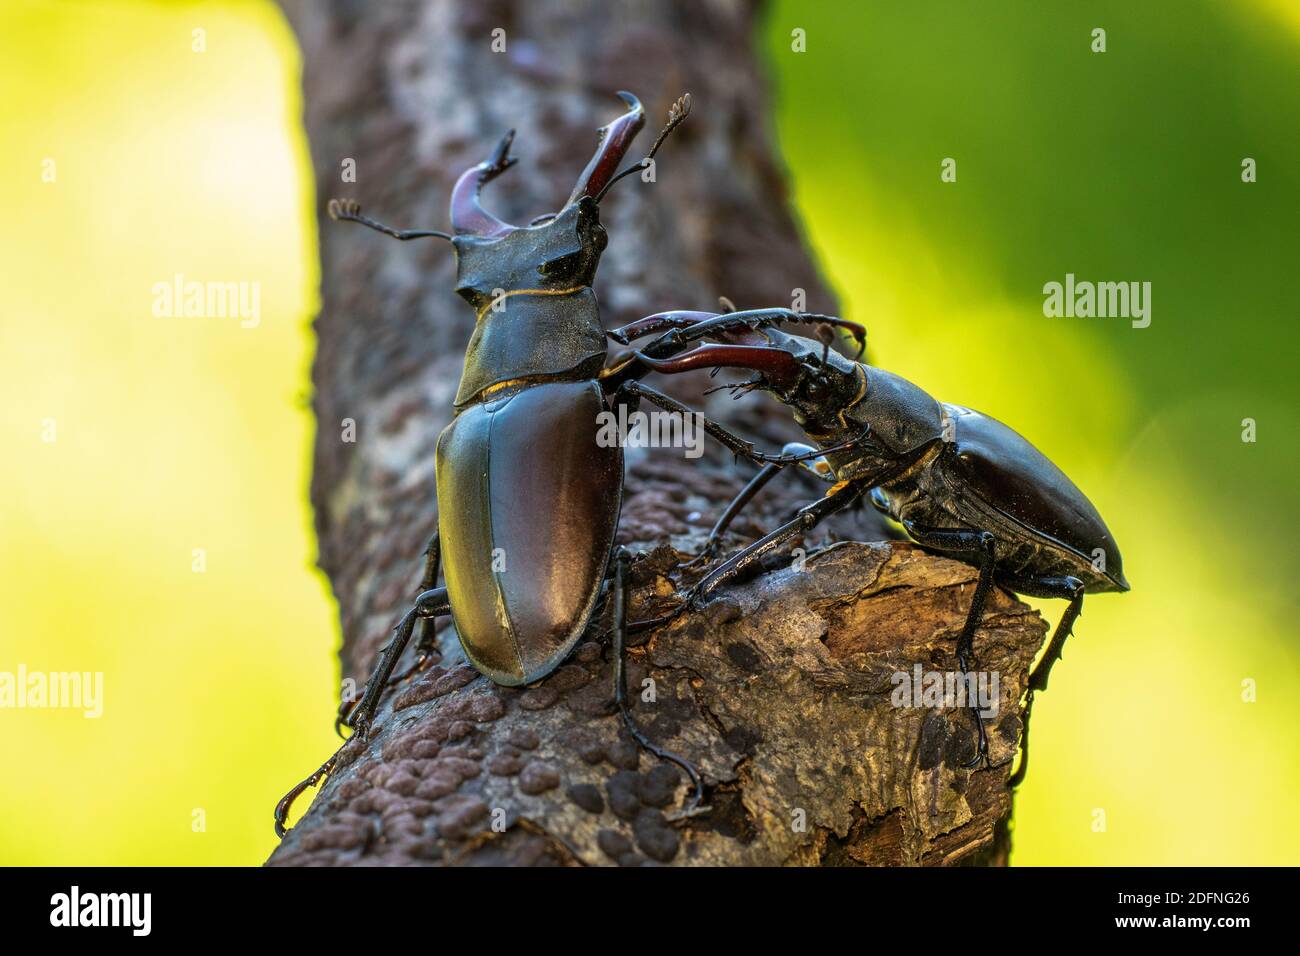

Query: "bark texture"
<box><xmin>269</xmin><ymin>0</ymin><xmax>1041</xmax><ymax>866</ymax></box>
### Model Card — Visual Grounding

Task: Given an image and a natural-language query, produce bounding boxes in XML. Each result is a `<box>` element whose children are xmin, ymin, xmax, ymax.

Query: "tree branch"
<box><xmin>269</xmin><ymin>0</ymin><xmax>1040</xmax><ymax>867</ymax></box>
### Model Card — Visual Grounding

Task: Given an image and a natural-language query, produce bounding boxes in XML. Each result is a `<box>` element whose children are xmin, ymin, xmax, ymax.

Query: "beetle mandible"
<box><xmin>275</xmin><ymin>93</ymin><xmax>869</xmax><ymax>836</ymax></box>
<box><xmin>630</xmin><ymin>318</ymin><xmax>1130</xmax><ymax>780</ymax></box>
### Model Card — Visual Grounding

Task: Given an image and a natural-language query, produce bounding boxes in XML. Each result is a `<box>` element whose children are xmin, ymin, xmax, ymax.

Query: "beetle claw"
<box><xmin>351</xmin><ymin>713</ymin><xmax>373</xmax><ymax>742</ymax></box>
<box><xmin>961</xmin><ymin>750</ymin><xmax>988</xmax><ymax>770</ymax></box>
<box><xmin>678</xmin><ymin>542</ymin><xmax>719</xmax><ymax>569</ymax></box>
<box><xmin>664</xmin><ymin>801</ymin><xmax>713</xmax><ymax>823</ymax></box>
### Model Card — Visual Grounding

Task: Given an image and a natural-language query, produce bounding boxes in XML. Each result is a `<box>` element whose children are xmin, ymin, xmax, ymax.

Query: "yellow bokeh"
<box><xmin>0</xmin><ymin>0</ymin><xmax>336</xmax><ymax>865</ymax></box>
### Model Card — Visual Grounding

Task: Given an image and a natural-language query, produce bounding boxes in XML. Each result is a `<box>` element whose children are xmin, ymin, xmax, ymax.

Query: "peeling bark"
<box><xmin>270</xmin><ymin>0</ymin><xmax>1041</xmax><ymax>866</ymax></box>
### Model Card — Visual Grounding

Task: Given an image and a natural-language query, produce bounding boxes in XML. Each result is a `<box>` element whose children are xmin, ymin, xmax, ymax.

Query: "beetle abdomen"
<box><xmin>941</xmin><ymin>404</ymin><xmax>1128</xmax><ymax>591</ymax></box>
<box><xmin>436</xmin><ymin>380</ymin><xmax>622</xmax><ymax>685</ymax></box>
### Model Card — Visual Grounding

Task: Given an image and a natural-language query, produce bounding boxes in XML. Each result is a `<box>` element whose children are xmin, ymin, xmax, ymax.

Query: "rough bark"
<box><xmin>269</xmin><ymin>0</ymin><xmax>1041</xmax><ymax>866</ymax></box>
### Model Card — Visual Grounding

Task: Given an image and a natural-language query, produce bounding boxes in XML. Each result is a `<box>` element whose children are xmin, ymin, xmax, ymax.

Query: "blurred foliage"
<box><xmin>0</xmin><ymin>0</ymin><xmax>1294</xmax><ymax>866</ymax></box>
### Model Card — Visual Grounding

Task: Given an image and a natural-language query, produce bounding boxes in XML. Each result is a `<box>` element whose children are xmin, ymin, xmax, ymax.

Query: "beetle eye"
<box><xmin>541</xmin><ymin>252</ymin><xmax>581</xmax><ymax>276</ymax></box>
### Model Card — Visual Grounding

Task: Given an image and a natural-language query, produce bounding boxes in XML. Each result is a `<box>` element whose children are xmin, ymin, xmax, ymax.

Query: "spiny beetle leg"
<box><xmin>1015</xmin><ymin>575</ymin><xmax>1087</xmax><ymax>697</ymax></box>
<box><xmin>685</xmin><ymin>479</ymin><xmax>865</xmax><ymax>610</ymax></box>
<box><xmin>336</xmin><ymin>645</ymin><xmax>432</xmax><ymax>739</ymax></box>
<box><xmin>610</xmin><ymin>548</ymin><xmax>707</xmax><ymax>810</ymax></box>
<box><xmin>603</xmin><ymin>311</ymin><xmax>836</xmax><ymax>391</ymax></box>
<box><xmin>902</xmin><ymin>524</ymin><xmax>997</xmax><ymax>770</ymax></box>
<box><xmin>1001</xmin><ymin>574</ymin><xmax>1085</xmax><ymax>788</ymax></box>
<box><xmin>282</xmin><ymin>587</ymin><xmax>453</xmax><ymax>839</ymax></box>
<box><xmin>337</xmin><ymin>650</ymin><xmax>433</xmax><ymax>737</ymax></box>
<box><xmin>403</xmin><ymin>532</ymin><xmax>445</xmax><ymax>685</ymax></box>
<box><xmin>335</xmin><ymin>534</ymin><xmax>444</xmax><ymax>737</ymax></box>
<box><xmin>275</xmin><ymin>750</ymin><xmax>340</xmax><ymax>839</ymax></box>
<box><xmin>674</xmin><ymin>439</ymin><xmax>942</xmax><ymax>616</ymax></box>
<box><xmin>341</xmin><ymin>587</ymin><xmax>452</xmax><ymax>740</ymax></box>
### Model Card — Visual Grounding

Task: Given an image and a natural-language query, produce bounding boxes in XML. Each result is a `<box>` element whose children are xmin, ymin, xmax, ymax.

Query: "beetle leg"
<box><xmin>654</xmin><ymin>308</ymin><xmax>867</xmax><ymax>360</ymax></box>
<box><xmin>999</xmin><ymin>574</ymin><xmax>1085</xmax><ymax>788</ymax></box>
<box><xmin>342</xmin><ymin>587</ymin><xmax>452</xmax><ymax>740</ymax></box>
<box><xmin>335</xmin><ymin>534</ymin><xmax>443</xmax><ymax>736</ymax></box>
<box><xmin>628</xmin><ymin>477</ymin><xmax>867</xmax><ymax>633</ymax></box>
<box><xmin>402</xmin><ymin>532</ymin><xmax>445</xmax><ymax>677</ymax></box>
<box><xmin>1023</xmin><ymin>576</ymin><xmax>1086</xmax><ymax>695</ymax></box>
<box><xmin>601</xmin><ymin>312</ymin><xmax>758</xmax><ymax>390</ymax></box>
<box><xmin>274</xmin><ymin>750</ymin><xmax>340</xmax><ymax>840</ymax></box>
<box><xmin>676</xmin><ymin>436</ymin><xmax>939</xmax><ymax>583</ymax></box>
<box><xmin>613</xmin><ymin>380</ymin><xmax>839</xmax><ymax>468</ymax></box>
<box><xmin>610</xmin><ymin>548</ymin><xmax>707</xmax><ymax>810</ymax></box>
<box><xmin>278</xmin><ymin>586</ymin><xmax>454</xmax><ymax>838</ymax></box>
<box><xmin>603</xmin><ymin>309</ymin><xmax>866</xmax><ymax>395</ymax></box>
<box><xmin>682</xmin><ymin>443</ymin><xmax>832</xmax><ymax>568</ymax></box>
<box><xmin>683</xmin><ymin>479</ymin><xmax>866</xmax><ymax>611</ymax></box>
<box><xmin>901</xmin><ymin>524</ymin><xmax>998</xmax><ymax>770</ymax></box>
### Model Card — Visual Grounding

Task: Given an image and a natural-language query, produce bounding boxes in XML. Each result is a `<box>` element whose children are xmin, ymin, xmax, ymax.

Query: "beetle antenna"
<box><xmin>594</xmin><ymin>92</ymin><xmax>692</xmax><ymax>203</ymax></box>
<box><xmin>815</xmin><ymin>322</ymin><xmax>837</xmax><ymax>365</ymax></box>
<box><xmin>327</xmin><ymin>199</ymin><xmax>454</xmax><ymax>242</ymax></box>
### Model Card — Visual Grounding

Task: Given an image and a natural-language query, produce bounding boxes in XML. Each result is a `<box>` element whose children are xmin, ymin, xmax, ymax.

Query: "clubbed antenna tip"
<box><xmin>594</xmin><ymin>91</ymin><xmax>694</xmax><ymax>203</ymax></box>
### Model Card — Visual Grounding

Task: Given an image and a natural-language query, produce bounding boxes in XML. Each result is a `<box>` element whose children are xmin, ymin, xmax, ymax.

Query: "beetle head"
<box><xmin>636</xmin><ymin>328</ymin><xmax>864</xmax><ymax>438</ymax></box>
<box><xmin>447</xmin><ymin>93</ymin><xmax>646</xmax><ymax>313</ymax></box>
<box><xmin>451</xmin><ymin>198</ymin><xmax>608</xmax><ymax>312</ymax></box>
<box><xmin>748</xmin><ymin>331</ymin><xmax>864</xmax><ymax>437</ymax></box>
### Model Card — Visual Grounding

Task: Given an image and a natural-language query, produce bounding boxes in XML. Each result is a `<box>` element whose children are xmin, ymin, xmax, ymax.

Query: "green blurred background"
<box><xmin>1</xmin><ymin>0</ymin><xmax>1296</xmax><ymax>865</ymax></box>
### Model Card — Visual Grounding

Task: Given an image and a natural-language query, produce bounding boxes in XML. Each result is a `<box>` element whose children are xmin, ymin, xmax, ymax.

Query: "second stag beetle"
<box><xmin>630</xmin><ymin>316</ymin><xmax>1130</xmax><ymax>783</ymax></box>
<box><xmin>275</xmin><ymin>92</ymin><xmax>868</xmax><ymax>836</ymax></box>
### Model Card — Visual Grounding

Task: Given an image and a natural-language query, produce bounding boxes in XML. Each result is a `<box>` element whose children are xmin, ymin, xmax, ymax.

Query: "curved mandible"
<box><xmin>565</xmin><ymin>91</ymin><xmax>646</xmax><ymax>206</ymax></box>
<box><xmin>449</xmin><ymin>129</ymin><xmax>520</xmax><ymax>238</ymax></box>
<box><xmin>631</xmin><ymin>343</ymin><xmax>807</xmax><ymax>390</ymax></box>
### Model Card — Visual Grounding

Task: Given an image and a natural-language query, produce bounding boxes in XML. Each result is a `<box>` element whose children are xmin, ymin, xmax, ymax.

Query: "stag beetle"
<box><xmin>631</xmin><ymin>319</ymin><xmax>1129</xmax><ymax>782</ymax></box>
<box><xmin>275</xmin><ymin>93</ymin><xmax>870</xmax><ymax>836</ymax></box>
